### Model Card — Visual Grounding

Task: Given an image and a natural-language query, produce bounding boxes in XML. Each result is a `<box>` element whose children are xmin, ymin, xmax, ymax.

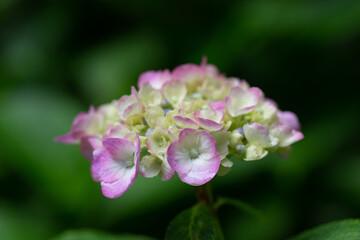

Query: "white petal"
<box><xmin>140</xmin><ymin>155</ymin><xmax>162</xmax><ymax>178</ymax></box>
<box><xmin>244</xmin><ymin>144</ymin><xmax>268</xmax><ymax>161</ymax></box>
<box><xmin>244</xmin><ymin>122</ymin><xmax>278</xmax><ymax>148</ymax></box>
<box><xmin>210</xmin><ymin>130</ymin><xmax>230</xmax><ymax>159</ymax></box>
<box><xmin>270</xmin><ymin>123</ymin><xmax>304</xmax><ymax>147</ymax></box>
<box><xmin>163</xmin><ymin>80</ymin><xmax>187</xmax><ymax>108</ymax></box>
<box><xmin>139</xmin><ymin>82</ymin><xmax>162</xmax><ymax>106</ymax></box>
<box><xmin>225</xmin><ymin>87</ymin><xmax>262</xmax><ymax>117</ymax></box>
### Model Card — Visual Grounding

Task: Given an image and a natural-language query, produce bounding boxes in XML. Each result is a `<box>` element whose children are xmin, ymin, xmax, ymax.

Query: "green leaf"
<box><xmin>289</xmin><ymin>219</ymin><xmax>360</xmax><ymax>240</ymax></box>
<box><xmin>165</xmin><ymin>203</ymin><xmax>218</xmax><ymax>240</ymax></box>
<box><xmin>215</xmin><ymin>197</ymin><xmax>264</xmax><ymax>221</ymax></box>
<box><xmin>52</xmin><ymin>229</ymin><xmax>156</xmax><ymax>240</ymax></box>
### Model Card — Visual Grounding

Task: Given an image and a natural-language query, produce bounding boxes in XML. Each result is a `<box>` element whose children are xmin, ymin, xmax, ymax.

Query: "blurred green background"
<box><xmin>0</xmin><ymin>0</ymin><xmax>359</xmax><ymax>239</ymax></box>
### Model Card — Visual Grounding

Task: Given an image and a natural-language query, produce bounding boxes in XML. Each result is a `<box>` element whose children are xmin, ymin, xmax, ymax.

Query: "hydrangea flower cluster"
<box><xmin>56</xmin><ymin>59</ymin><xmax>303</xmax><ymax>198</ymax></box>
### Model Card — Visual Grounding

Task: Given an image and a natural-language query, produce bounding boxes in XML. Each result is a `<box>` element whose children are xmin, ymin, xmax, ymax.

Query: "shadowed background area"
<box><xmin>0</xmin><ymin>0</ymin><xmax>359</xmax><ymax>239</ymax></box>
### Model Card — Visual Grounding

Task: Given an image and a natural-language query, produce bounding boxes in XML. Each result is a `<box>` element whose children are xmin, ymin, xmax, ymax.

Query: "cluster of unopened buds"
<box><xmin>56</xmin><ymin>59</ymin><xmax>304</xmax><ymax>198</ymax></box>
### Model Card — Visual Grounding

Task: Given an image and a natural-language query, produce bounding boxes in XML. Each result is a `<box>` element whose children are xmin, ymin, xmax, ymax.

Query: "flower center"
<box><xmin>158</xmin><ymin>136</ymin><xmax>168</xmax><ymax>147</ymax></box>
<box><xmin>189</xmin><ymin>148</ymin><xmax>199</xmax><ymax>159</ymax></box>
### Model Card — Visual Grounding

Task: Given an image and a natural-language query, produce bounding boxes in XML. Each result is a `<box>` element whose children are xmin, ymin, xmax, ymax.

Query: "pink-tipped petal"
<box><xmin>167</xmin><ymin>128</ymin><xmax>220</xmax><ymax>186</ymax></box>
<box><xmin>270</xmin><ymin>123</ymin><xmax>304</xmax><ymax>147</ymax></box>
<box><xmin>133</xmin><ymin>134</ymin><xmax>141</xmax><ymax>173</ymax></box>
<box><xmin>131</xmin><ymin>86</ymin><xmax>141</xmax><ymax>106</ymax></box>
<box><xmin>138</xmin><ymin>70</ymin><xmax>172</xmax><ymax>90</ymax></box>
<box><xmin>225</xmin><ymin>87</ymin><xmax>262</xmax><ymax>117</ymax></box>
<box><xmin>173</xmin><ymin>116</ymin><xmax>199</xmax><ymax>129</ymax></box>
<box><xmin>55</xmin><ymin>107</ymin><xmax>103</xmax><ymax>144</ymax></box>
<box><xmin>172</xmin><ymin>64</ymin><xmax>205</xmax><ymax>81</ymax></box>
<box><xmin>160</xmin><ymin>160</ymin><xmax>175</xmax><ymax>181</ymax></box>
<box><xmin>210</xmin><ymin>101</ymin><xmax>225</xmax><ymax>111</ymax></box>
<box><xmin>195</xmin><ymin>117</ymin><xmax>223</xmax><ymax>131</ymax></box>
<box><xmin>92</xmin><ymin>138</ymin><xmax>134</xmax><ymax>183</ymax></box>
<box><xmin>193</xmin><ymin>108</ymin><xmax>224</xmax><ymax>131</ymax></box>
<box><xmin>118</xmin><ymin>92</ymin><xmax>142</xmax><ymax>120</ymax></box>
<box><xmin>80</xmin><ymin>135</ymin><xmax>102</xmax><ymax>161</ymax></box>
<box><xmin>54</xmin><ymin>132</ymin><xmax>79</xmax><ymax>144</ymax></box>
<box><xmin>264</xmin><ymin>98</ymin><xmax>278</xmax><ymax>108</ymax></box>
<box><xmin>226</xmin><ymin>78</ymin><xmax>249</xmax><ymax>90</ymax></box>
<box><xmin>201</xmin><ymin>57</ymin><xmax>220</xmax><ymax>77</ymax></box>
<box><xmin>100</xmin><ymin>173</ymin><xmax>134</xmax><ymax>199</ymax></box>
<box><xmin>103</xmin><ymin>123</ymin><xmax>132</xmax><ymax>140</ymax></box>
<box><xmin>123</xmin><ymin>103</ymin><xmax>140</xmax><ymax>118</ymax></box>
<box><xmin>194</xmin><ymin>108</ymin><xmax>224</xmax><ymax>123</ymax></box>
<box><xmin>277</xmin><ymin>111</ymin><xmax>301</xmax><ymax>131</ymax></box>
<box><xmin>91</xmin><ymin>136</ymin><xmax>140</xmax><ymax>198</ymax></box>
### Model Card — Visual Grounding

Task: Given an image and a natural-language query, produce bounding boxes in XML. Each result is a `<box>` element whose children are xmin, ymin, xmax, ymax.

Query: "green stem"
<box><xmin>194</xmin><ymin>183</ymin><xmax>225</xmax><ymax>240</ymax></box>
<box><xmin>194</xmin><ymin>182</ymin><xmax>213</xmax><ymax>206</ymax></box>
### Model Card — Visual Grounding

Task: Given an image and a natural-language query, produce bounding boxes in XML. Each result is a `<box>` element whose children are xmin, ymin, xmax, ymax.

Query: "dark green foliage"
<box><xmin>289</xmin><ymin>219</ymin><xmax>360</xmax><ymax>240</ymax></box>
<box><xmin>165</xmin><ymin>204</ymin><xmax>217</xmax><ymax>240</ymax></box>
<box><xmin>215</xmin><ymin>197</ymin><xmax>264</xmax><ymax>221</ymax></box>
<box><xmin>53</xmin><ymin>230</ymin><xmax>156</xmax><ymax>240</ymax></box>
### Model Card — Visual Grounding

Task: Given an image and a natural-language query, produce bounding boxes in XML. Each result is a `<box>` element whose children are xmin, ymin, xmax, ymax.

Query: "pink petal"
<box><xmin>201</xmin><ymin>56</ymin><xmax>220</xmax><ymax>77</ymax></box>
<box><xmin>195</xmin><ymin>117</ymin><xmax>223</xmax><ymax>131</ymax></box>
<box><xmin>100</xmin><ymin>173</ymin><xmax>134</xmax><ymax>199</ymax></box>
<box><xmin>133</xmin><ymin>134</ymin><xmax>141</xmax><ymax>173</ymax></box>
<box><xmin>193</xmin><ymin>108</ymin><xmax>224</xmax><ymax>130</ymax></box>
<box><xmin>80</xmin><ymin>135</ymin><xmax>102</xmax><ymax>162</ymax></box>
<box><xmin>172</xmin><ymin>63</ymin><xmax>205</xmax><ymax>82</ymax></box>
<box><xmin>103</xmin><ymin>123</ymin><xmax>132</xmax><ymax>140</ymax></box>
<box><xmin>226</xmin><ymin>78</ymin><xmax>249</xmax><ymax>90</ymax></box>
<box><xmin>264</xmin><ymin>98</ymin><xmax>278</xmax><ymax>108</ymax></box>
<box><xmin>91</xmin><ymin>138</ymin><xmax>135</xmax><ymax>183</ymax></box>
<box><xmin>138</xmin><ymin>70</ymin><xmax>172</xmax><ymax>90</ymax></box>
<box><xmin>55</xmin><ymin>107</ymin><xmax>102</xmax><ymax>143</ymax></box>
<box><xmin>104</xmin><ymin>138</ymin><xmax>134</xmax><ymax>161</ymax></box>
<box><xmin>91</xmin><ymin>149</ymin><xmax>110</xmax><ymax>182</ymax></box>
<box><xmin>277</xmin><ymin>111</ymin><xmax>301</xmax><ymax>131</ymax></box>
<box><xmin>173</xmin><ymin>116</ymin><xmax>199</xmax><ymax>129</ymax></box>
<box><xmin>123</xmin><ymin>103</ymin><xmax>141</xmax><ymax>118</ymax></box>
<box><xmin>54</xmin><ymin>132</ymin><xmax>79</xmax><ymax>144</ymax></box>
<box><xmin>91</xmin><ymin>135</ymin><xmax>140</xmax><ymax>198</ymax></box>
<box><xmin>131</xmin><ymin>86</ymin><xmax>142</xmax><ymax>107</ymax></box>
<box><xmin>167</xmin><ymin>128</ymin><xmax>220</xmax><ymax>186</ymax></box>
<box><xmin>72</xmin><ymin>107</ymin><xmax>101</xmax><ymax>133</ymax></box>
<box><xmin>210</xmin><ymin>101</ymin><xmax>225</xmax><ymax>111</ymax></box>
